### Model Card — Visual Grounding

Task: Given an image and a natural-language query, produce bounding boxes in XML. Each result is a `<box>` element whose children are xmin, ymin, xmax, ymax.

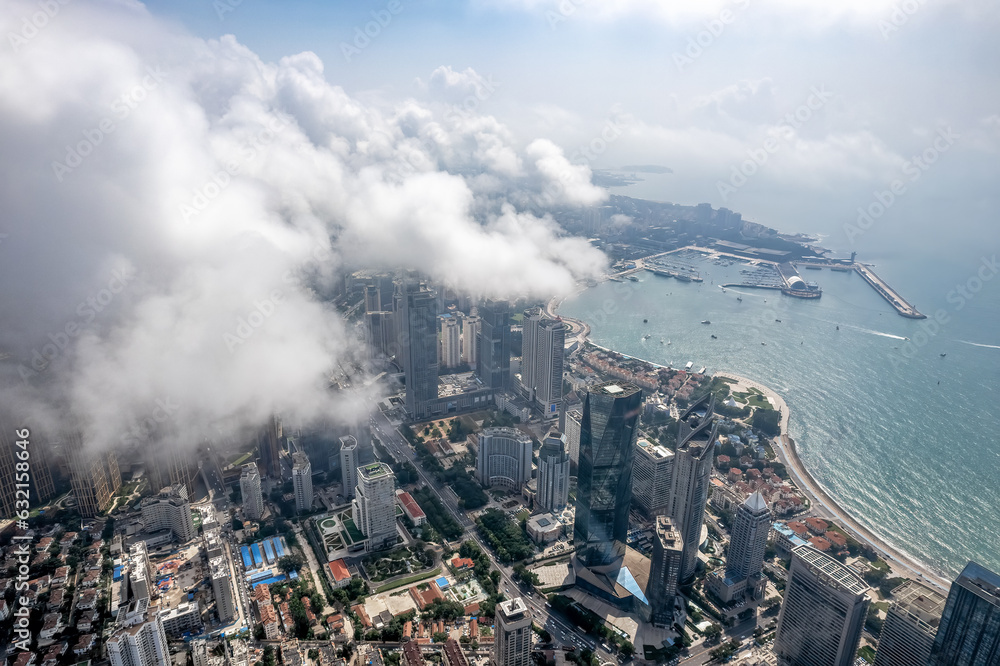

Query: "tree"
<box><xmin>432</xmin><ymin>631</ymin><xmax>449</xmax><ymax>643</ymax></box>
<box><xmin>278</xmin><ymin>554</ymin><xmax>304</xmax><ymax>575</ymax></box>
<box><xmin>751</xmin><ymin>408</ymin><xmax>780</xmax><ymax>436</ymax></box>
<box><xmin>232</xmin><ymin>517</ymin><xmax>244</xmax><ymax>531</ymax></box>
<box><xmin>620</xmin><ymin>641</ymin><xmax>634</xmax><ymax>658</ymax></box>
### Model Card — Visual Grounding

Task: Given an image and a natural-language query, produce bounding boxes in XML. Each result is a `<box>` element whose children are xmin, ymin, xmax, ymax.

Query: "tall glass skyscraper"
<box><xmin>574</xmin><ymin>381</ymin><xmax>643</xmax><ymax>568</ymax></box>
<box><xmin>398</xmin><ymin>279</ymin><xmax>438</xmax><ymax>419</ymax></box>
<box><xmin>928</xmin><ymin>561</ymin><xmax>1000</xmax><ymax>666</ymax></box>
<box><xmin>477</xmin><ymin>299</ymin><xmax>511</xmax><ymax>391</ymax></box>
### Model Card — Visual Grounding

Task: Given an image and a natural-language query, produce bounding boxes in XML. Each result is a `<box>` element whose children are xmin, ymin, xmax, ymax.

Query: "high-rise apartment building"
<box><xmin>69</xmin><ymin>439</ymin><xmax>116</xmax><ymax>518</ymax></box>
<box><xmin>366</xmin><ymin>310</ymin><xmax>397</xmax><ymax>361</ymax></box>
<box><xmin>141</xmin><ymin>485</ymin><xmax>196</xmax><ymax>542</ymax></box>
<box><xmin>648</xmin><ymin>515</ymin><xmax>684</xmax><ymax>627</ymax></box>
<box><xmin>0</xmin><ymin>420</ymin><xmax>55</xmax><ymax>517</ymax></box>
<box><xmin>476</xmin><ymin>427</ymin><xmax>533</xmax><ymax>492</ymax></box>
<box><xmin>574</xmin><ymin>381</ymin><xmax>643</xmax><ymax>568</ymax></box>
<box><xmin>708</xmin><ymin>491</ymin><xmax>771</xmax><ymax>604</ymax></box>
<box><xmin>520</xmin><ymin>308</ymin><xmax>566</xmax><ymax>416</ymax></box>
<box><xmin>462</xmin><ymin>315</ymin><xmax>480</xmax><ymax>365</ymax></box>
<box><xmin>352</xmin><ymin>462</ymin><xmax>397</xmax><ymax>552</ymax></box>
<box><xmin>536</xmin><ymin>428</ymin><xmax>570</xmax><ymax>512</ymax></box>
<box><xmin>258</xmin><ymin>415</ymin><xmax>282</xmax><ymax>479</ymax></box>
<box><xmin>147</xmin><ymin>449</ymin><xmax>196</xmax><ymax>498</ymax></box>
<box><xmin>477</xmin><ymin>299</ymin><xmax>511</xmax><ymax>391</ymax></box>
<box><xmin>670</xmin><ymin>394</ymin><xmax>717</xmax><ymax>583</ymax></box>
<box><xmin>292</xmin><ymin>451</ymin><xmax>312</xmax><ymax>513</ymax></box>
<box><xmin>399</xmin><ymin>279</ymin><xmax>439</xmax><ymax>419</ymax></box>
<box><xmin>494</xmin><ymin>597</ymin><xmax>532</xmax><ymax>666</ymax></box>
<box><xmin>928</xmin><ymin>561</ymin><xmax>1000</xmax><ymax>666</ymax></box>
<box><xmin>340</xmin><ymin>435</ymin><xmax>359</xmax><ymax>499</ymax></box>
<box><xmin>240</xmin><ymin>463</ymin><xmax>263</xmax><ymax>521</ymax></box>
<box><xmin>210</xmin><ymin>556</ymin><xmax>237</xmax><ymax>622</ymax></box>
<box><xmin>874</xmin><ymin>580</ymin><xmax>946</xmax><ymax>666</ymax></box>
<box><xmin>107</xmin><ymin>598</ymin><xmax>170</xmax><ymax>666</ymax></box>
<box><xmin>439</xmin><ymin>315</ymin><xmax>462</xmax><ymax>368</ymax></box>
<box><xmin>631</xmin><ymin>438</ymin><xmax>674</xmax><ymax>517</ymax></box>
<box><xmin>774</xmin><ymin>545</ymin><xmax>870</xmax><ymax>666</ymax></box>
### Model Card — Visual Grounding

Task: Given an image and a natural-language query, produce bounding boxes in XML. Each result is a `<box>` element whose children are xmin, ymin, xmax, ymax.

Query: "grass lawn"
<box><xmin>342</xmin><ymin>516</ymin><xmax>364</xmax><ymax>543</ymax></box>
<box><xmin>857</xmin><ymin>645</ymin><xmax>876</xmax><ymax>663</ymax></box>
<box><xmin>231</xmin><ymin>451</ymin><xmax>254</xmax><ymax>466</ymax></box>
<box><xmin>869</xmin><ymin>558</ymin><xmax>891</xmax><ymax>572</ymax></box>
<box><xmin>375</xmin><ymin>567</ymin><xmax>441</xmax><ymax>594</ymax></box>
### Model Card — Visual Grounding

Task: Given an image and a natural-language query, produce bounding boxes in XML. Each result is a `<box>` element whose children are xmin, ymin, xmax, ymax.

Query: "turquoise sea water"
<box><xmin>560</xmin><ymin>251</ymin><xmax>1000</xmax><ymax>578</ymax></box>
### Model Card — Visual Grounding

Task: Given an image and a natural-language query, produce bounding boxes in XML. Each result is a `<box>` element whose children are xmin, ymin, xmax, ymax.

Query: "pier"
<box><xmin>853</xmin><ymin>263</ymin><xmax>926</xmax><ymax>318</ymax></box>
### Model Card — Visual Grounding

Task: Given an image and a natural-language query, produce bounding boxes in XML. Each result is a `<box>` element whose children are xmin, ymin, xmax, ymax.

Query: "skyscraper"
<box><xmin>210</xmin><ymin>555</ymin><xmax>236</xmax><ymax>622</ymax></box>
<box><xmin>258</xmin><ymin>415</ymin><xmax>282</xmax><ymax>479</ymax></box>
<box><xmin>462</xmin><ymin>315</ymin><xmax>480</xmax><ymax>366</ymax></box>
<box><xmin>398</xmin><ymin>279</ymin><xmax>439</xmax><ymax>419</ymax></box>
<box><xmin>670</xmin><ymin>394</ymin><xmax>718</xmax><ymax>583</ymax></box>
<box><xmin>240</xmin><ymin>463</ymin><xmax>263</xmax><ymax>521</ymax></box>
<box><xmin>476</xmin><ymin>427</ymin><xmax>533</xmax><ymax>492</ymax></box>
<box><xmin>494</xmin><ymin>597</ymin><xmax>532</xmax><ymax>666</ymax></box>
<box><xmin>107</xmin><ymin>598</ymin><xmax>170</xmax><ymax>666</ymax></box>
<box><xmin>536</xmin><ymin>428</ymin><xmax>570</xmax><ymax>512</ymax></box>
<box><xmin>873</xmin><ymin>580</ymin><xmax>946</xmax><ymax>666</ymax></box>
<box><xmin>140</xmin><ymin>485</ymin><xmax>196</xmax><ymax>542</ymax></box>
<box><xmin>69</xmin><ymin>439</ymin><xmax>115</xmax><ymax>518</ymax></box>
<box><xmin>0</xmin><ymin>420</ymin><xmax>55</xmax><ymax>517</ymax></box>
<box><xmin>365</xmin><ymin>310</ymin><xmax>397</xmax><ymax>361</ymax></box>
<box><xmin>339</xmin><ymin>435</ymin><xmax>359</xmax><ymax>499</ymax></box>
<box><xmin>774</xmin><ymin>545</ymin><xmax>870</xmax><ymax>666</ymax></box>
<box><xmin>439</xmin><ymin>315</ymin><xmax>461</xmax><ymax>368</ymax></box>
<box><xmin>564</xmin><ymin>409</ymin><xmax>582</xmax><ymax>466</ymax></box>
<box><xmin>708</xmin><ymin>491</ymin><xmax>771</xmax><ymax>604</ymax></box>
<box><xmin>928</xmin><ymin>561</ymin><xmax>1000</xmax><ymax>666</ymax></box>
<box><xmin>477</xmin><ymin>299</ymin><xmax>511</xmax><ymax>391</ymax></box>
<box><xmin>520</xmin><ymin>308</ymin><xmax>566</xmax><ymax>416</ymax></box>
<box><xmin>648</xmin><ymin>515</ymin><xmax>684</xmax><ymax>627</ymax></box>
<box><xmin>574</xmin><ymin>381</ymin><xmax>643</xmax><ymax>568</ymax></box>
<box><xmin>291</xmin><ymin>451</ymin><xmax>312</xmax><ymax>513</ymax></box>
<box><xmin>631</xmin><ymin>438</ymin><xmax>674</xmax><ymax>517</ymax></box>
<box><xmin>352</xmin><ymin>462</ymin><xmax>397</xmax><ymax>552</ymax></box>
<box><xmin>147</xmin><ymin>449</ymin><xmax>196</xmax><ymax>498</ymax></box>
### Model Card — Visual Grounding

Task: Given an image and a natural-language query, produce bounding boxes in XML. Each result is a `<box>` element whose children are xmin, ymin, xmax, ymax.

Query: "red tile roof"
<box><xmin>328</xmin><ymin>559</ymin><xmax>351</xmax><ymax>583</ymax></box>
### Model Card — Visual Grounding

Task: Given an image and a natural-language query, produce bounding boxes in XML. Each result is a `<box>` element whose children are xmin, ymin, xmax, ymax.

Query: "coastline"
<box><xmin>554</xmin><ymin>284</ymin><xmax>951</xmax><ymax>593</ymax></box>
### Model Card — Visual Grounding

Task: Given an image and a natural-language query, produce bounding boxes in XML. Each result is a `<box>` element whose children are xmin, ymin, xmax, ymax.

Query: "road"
<box><xmin>368</xmin><ymin>408</ymin><xmax>615</xmax><ymax>662</ymax></box>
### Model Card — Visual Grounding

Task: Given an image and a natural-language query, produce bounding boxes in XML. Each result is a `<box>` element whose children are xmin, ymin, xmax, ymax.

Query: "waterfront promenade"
<box><xmin>716</xmin><ymin>372</ymin><xmax>949</xmax><ymax>592</ymax></box>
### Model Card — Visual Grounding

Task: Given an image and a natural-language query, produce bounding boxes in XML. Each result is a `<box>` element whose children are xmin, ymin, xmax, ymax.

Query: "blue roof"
<box><xmin>273</xmin><ymin>537</ymin><xmax>286</xmax><ymax>558</ymax></box>
<box><xmin>251</xmin><ymin>543</ymin><xmax>263</xmax><ymax>567</ymax></box>
<box><xmin>241</xmin><ymin>546</ymin><xmax>253</xmax><ymax>568</ymax></box>
<box><xmin>436</xmin><ymin>576</ymin><xmax>450</xmax><ymax>589</ymax></box>
<box><xmin>113</xmin><ymin>565</ymin><xmax>123</xmax><ymax>580</ymax></box>
<box><xmin>616</xmin><ymin>566</ymin><xmax>648</xmax><ymax>606</ymax></box>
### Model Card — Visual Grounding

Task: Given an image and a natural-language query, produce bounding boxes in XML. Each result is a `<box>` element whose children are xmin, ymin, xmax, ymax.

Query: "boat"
<box><xmin>761</xmin><ymin>342</ymin><xmax>767</xmax><ymax>345</ymax></box>
<box><xmin>805</xmin><ymin>265</ymin><xmax>822</xmax><ymax>270</ymax></box>
<box><xmin>685</xmin><ymin>361</ymin><xmax>693</xmax><ymax>370</ymax></box>
<box><xmin>628</xmin><ymin>275</ymin><xmax>639</xmax><ymax>282</ymax></box>
<box><xmin>830</xmin><ymin>265</ymin><xmax>852</xmax><ymax>272</ymax></box>
<box><xmin>643</xmin><ymin>319</ymin><xmax>648</xmax><ymax>323</ymax></box>
<box><xmin>698</xmin><ymin>367</ymin><xmax>706</xmax><ymax>374</ymax></box>
<box><xmin>710</xmin><ymin>334</ymin><xmax>717</xmax><ymax>339</ymax></box>
<box><xmin>836</xmin><ymin>325</ymin><xmax>840</xmax><ymax>330</ymax></box>
<box><xmin>659</xmin><ymin>337</ymin><xmax>665</xmax><ymax>344</ymax></box>
<box><xmin>701</xmin><ymin>320</ymin><xmax>711</xmax><ymax>325</ymax></box>
<box><xmin>775</xmin><ymin>319</ymin><xmax>782</xmax><ymax>323</ymax></box>
<box><xmin>667</xmin><ymin>340</ymin><xmax>672</xmax><ymax>345</ymax></box>
<box><xmin>940</xmin><ymin>353</ymin><xmax>947</xmax><ymax>357</ymax></box>
<box><xmin>642</xmin><ymin>334</ymin><xmax>651</xmax><ymax>340</ymax></box>
<box><xmin>736</xmin><ymin>296</ymin><xmax>743</xmax><ymax>302</ymax></box>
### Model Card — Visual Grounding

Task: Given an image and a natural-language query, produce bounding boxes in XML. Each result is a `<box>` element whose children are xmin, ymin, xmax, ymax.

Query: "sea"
<box><xmin>559</xmin><ymin>221</ymin><xmax>1000</xmax><ymax>579</ymax></box>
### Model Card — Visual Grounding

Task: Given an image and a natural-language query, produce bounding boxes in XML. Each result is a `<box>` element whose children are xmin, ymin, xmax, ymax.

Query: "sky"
<box><xmin>0</xmin><ymin>0</ymin><xmax>996</xmax><ymax>452</ymax></box>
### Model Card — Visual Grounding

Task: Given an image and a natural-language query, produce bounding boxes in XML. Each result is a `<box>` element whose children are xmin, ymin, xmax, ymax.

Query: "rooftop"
<box><xmin>792</xmin><ymin>545</ymin><xmax>869</xmax><ymax>596</ymax></box>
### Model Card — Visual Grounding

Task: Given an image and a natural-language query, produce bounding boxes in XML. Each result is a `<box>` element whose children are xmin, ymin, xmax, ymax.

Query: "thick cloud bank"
<box><xmin>0</xmin><ymin>0</ymin><xmax>606</xmax><ymax>452</ymax></box>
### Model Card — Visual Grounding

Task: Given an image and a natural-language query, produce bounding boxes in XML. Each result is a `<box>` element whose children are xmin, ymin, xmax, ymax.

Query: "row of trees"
<box><xmin>476</xmin><ymin>508</ymin><xmax>534</xmax><ymax>563</ymax></box>
<box><xmin>411</xmin><ymin>487</ymin><xmax>464</xmax><ymax>541</ymax></box>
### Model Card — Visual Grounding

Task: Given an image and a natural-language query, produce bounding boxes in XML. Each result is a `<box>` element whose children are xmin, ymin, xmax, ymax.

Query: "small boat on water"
<box><xmin>736</xmin><ymin>296</ymin><xmax>743</xmax><ymax>302</ymax></box>
<box><xmin>940</xmin><ymin>353</ymin><xmax>947</xmax><ymax>357</ymax></box>
<box><xmin>761</xmin><ymin>342</ymin><xmax>767</xmax><ymax>345</ymax></box>
<box><xmin>643</xmin><ymin>319</ymin><xmax>648</xmax><ymax>323</ymax></box>
<box><xmin>710</xmin><ymin>334</ymin><xmax>717</xmax><ymax>339</ymax></box>
<box><xmin>775</xmin><ymin>319</ymin><xmax>782</xmax><ymax>323</ymax></box>
<box><xmin>642</xmin><ymin>334</ymin><xmax>651</xmax><ymax>340</ymax></box>
<box><xmin>836</xmin><ymin>325</ymin><xmax>840</xmax><ymax>330</ymax></box>
<box><xmin>701</xmin><ymin>320</ymin><xmax>711</xmax><ymax>325</ymax></box>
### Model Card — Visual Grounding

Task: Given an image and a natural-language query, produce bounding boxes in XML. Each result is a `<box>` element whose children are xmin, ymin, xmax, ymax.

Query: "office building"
<box><xmin>670</xmin><ymin>393</ymin><xmax>718</xmax><ymax>582</ymax></box>
<box><xmin>462</xmin><ymin>315</ymin><xmax>480</xmax><ymax>365</ymax></box>
<box><xmin>258</xmin><ymin>415</ymin><xmax>282</xmax><ymax>479</ymax></box>
<box><xmin>774</xmin><ymin>545</ymin><xmax>870</xmax><ymax>666</ymax></box>
<box><xmin>494</xmin><ymin>597</ymin><xmax>532</xmax><ymax>666</ymax></box>
<box><xmin>520</xmin><ymin>308</ymin><xmax>566</xmax><ymax>416</ymax></box>
<box><xmin>141</xmin><ymin>485</ymin><xmax>196</xmax><ymax>542</ymax></box>
<box><xmin>536</xmin><ymin>428</ymin><xmax>570</xmax><ymax>511</ymax></box>
<box><xmin>632</xmin><ymin>438</ymin><xmax>674</xmax><ymax>517</ymax></box>
<box><xmin>352</xmin><ymin>462</ymin><xmax>397</xmax><ymax>552</ymax></box>
<box><xmin>147</xmin><ymin>449</ymin><xmax>196</xmax><ymax>498</ymax></box>
<box><xmin>69</xmin><ymin>439</ymin><xmax>118</xmax><ymax>518</ymax></box>
<box><xmin>365</xmin><ymin>284</ymin><xmax>382</xmax><ymax>313</ymax></box>
<box><xmin>475</xmin><ymin>427</ymin><xmax>533</xmax><ymax>492</ymax></box>
<box><xmin>477</xmin><ymin>299</ymin><xmax>512</xmax><ymax>391</ymax></box>
<box><xmin>292</xmin><ymin>451</ymin><xmax>313</xmax><ymax>513</ymax></box>
<box><xmin>574</xmin><ymin>381</ymin><xmax>643</xmax><ymax>568</ymax></box>
<box><xmin>399</xmin><ymin>279</ymin><xmax>439</xmax><ymax>419</ymax></box>
<box><xmin>874</xmin><ymin>580</ymin><xmax>946</xmax><ymax>666</ymax></box>
<box><xmin>210</xmin><ymin>556</ymin><xmax>236</xmax><ymax>622</ymax></box>
<box><xmin>107</xmin><ymin>597</ymin><xmax>170</xmax><ymax>666</ymax></box>
<box><xmin>340</xmin><ymin>436</ymin><xmax>359</xmax><ymax>499</ymax></box>
<box><xmin>708</xmin><ymin>491</ymin><xmax>771</xmax><ymax>605</ymax></box>
<box><xmin>240</xmin><ymin>463</ymin><xmax>264</xmax><ymax>521</ymax></box>
<box><xmin>564</xmin><ymin>409</ymin><xmax>582</xmax><ymax>466</ymax></box>
<box><xmin>648</xmin><ymin>516</ymin><xmax>684</xmax><ymax>627</ymax></box>
<box><xmin>928</xmin><ymin>561</ymin><xmax>1000</xmax><ymax>666</ymax></box>
<box><xmin>366</xmin><ymin>310</ymin><xmax>397</xmax><ymax>361</ymax></box>
<box><xmin>439</xmin><ymin>315</ymin><xmax>462</xmax><ymax>368</ymax></box>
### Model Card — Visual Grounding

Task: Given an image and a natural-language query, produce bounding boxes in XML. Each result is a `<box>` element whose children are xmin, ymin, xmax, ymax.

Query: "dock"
<box><xmin>853</xmin><ymin>263</ymin><xmax>926</xmax><ymax>318</ymax></box>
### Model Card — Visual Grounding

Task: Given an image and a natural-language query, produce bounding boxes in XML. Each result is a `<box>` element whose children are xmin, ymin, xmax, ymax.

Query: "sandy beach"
<box><xmin>715</xmin><ymin>372</ymin><xmax>950</xmax><ymax>592</ymax></box>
